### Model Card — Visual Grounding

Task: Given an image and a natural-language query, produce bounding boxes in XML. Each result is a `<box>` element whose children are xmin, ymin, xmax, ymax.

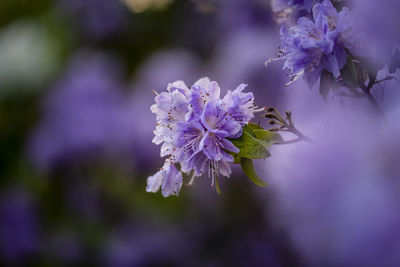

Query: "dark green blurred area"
<box><xmin>0</xmin><ymin>0</ymin><xmax>301</xmax><ymax>266</ymax></box>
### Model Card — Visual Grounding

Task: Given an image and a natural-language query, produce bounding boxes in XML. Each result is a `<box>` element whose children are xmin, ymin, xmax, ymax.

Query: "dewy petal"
<box><xmin>187</xmin><ymin>152</ymin><xmax>209</xmax><ymax>177</ymax></box>
<box><xmin>161</xmin><ymin>163</ymin><xmax>183</xmax><ymax>197</ymax></box>
<box><xmin>146</xmin><ymin>161</ymin><xmax>183</xmax><ymax>197</ymax></box>
<box><xmin>218</xmin><ymin>160</ymin><xmax>232</xmax><ymax>177</ymax></box>
<box><xmin>221</xmin><ymin>117</ymin><xmax>242</xmax><ymax>137</ymax></box>
<box><xmin>201</xmin><ymin>132</ymin><xmax>222</xmax><ymax>161</ymax></box>
<box><xmin>220</xmin><ymin>138</ymin><xmax>239</xmax><ymax>153</ymax></box>
<box><xmin>192</xmin><ymin>77</ymin><xmax>221</xmax><ymax>100</ymax></box>
<box><xmin>185</xmin><ymin>89</ymin><xmax>204</xmax><ymax>121</ymax></box>
<box><xmin>222</xmin><ymin>83</ymin><xmax>255</xmax><ymax>125</ymax></box>
<box><xmin>146</xmin><ymin>169</ymin><xmax>164</xmax><ymax>193</ymax></box>
<box><xmin>167</xmin><ymin>80</ymin><xmax>189</xmax><ymax>96</ymax></box>
<box><xmin>171</xmin><ymin>89</ymin><xmax>189</xmax><ymax>115</ymax></box>
<box><xmin>200</xmin><ymin>132</ymin><xmax>235</xmax><ymax>162</ymax></box>
<box><xmin>208</xmin><ymin>81</ymin><xmax>221</xmax><ymax>101</ymax></box>
<box><xmin>201</xmin><ymin>100</ymin><xmax>221</xmax><ymax>132</ymax></box>
<box><xmin>192</xmin><ymin>77</ymin><xmax>211</xmax><ymax>89</ymax></box>
<box><xmin>160</xmin><ymin>142</ymin><xmax>173</xmax><ymax>157</ymax></box>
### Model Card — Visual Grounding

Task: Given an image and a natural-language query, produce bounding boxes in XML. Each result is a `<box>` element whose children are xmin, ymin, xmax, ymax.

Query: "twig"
<box><xmin>263</xmin><ymin>108</ymin><xmax>313</xmax><ymax>144</ymax></box>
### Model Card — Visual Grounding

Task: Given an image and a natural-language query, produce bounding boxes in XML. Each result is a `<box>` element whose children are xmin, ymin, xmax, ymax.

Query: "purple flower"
<box><xmin>347</xmin><ymin>0</ymin><xmax>400</xmax><ymax>66</ymax></box>
<box><xmin>222</xmin><ymin>84</ymin><xmax>256</xmax><ymax>124</ymax></box>
<box><xmin>146</xmin><ymin>159</ymin><xmax>183</xmax><ymax>197</ymax></box>
<box><xmin>277</xmin><ymin>0</ymin><xmax>351</xmax><ymax>87</ymax></box>
<box><xmin>151</xmin><ymin>81</ymin><xmax>190</xmax><ymax>159</ymax></box>
<box><xmin>148</xmin><ymin>77</ymin><xmax>256</xmax><ymax>197</ymax></box>
<box><xmin>28</xmin><ymin>52</ymin><xmax>134</xmax><ymax>170</ymax></box>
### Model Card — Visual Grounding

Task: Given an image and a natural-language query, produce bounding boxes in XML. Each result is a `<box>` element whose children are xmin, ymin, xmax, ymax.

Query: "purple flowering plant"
<box><xmin>269</xmin><ymin>0</ymin><xmax>400</xmax><ymax>116</ymax></box>
<box><xmin>147</xmin><ymin>77</ymin><xmax>307</xmax><ymax>197</ymax></box>
<box><xmin>147</xmin><ymin>0</ymin><xmax>400</xmax><ymax>198</ymax></box>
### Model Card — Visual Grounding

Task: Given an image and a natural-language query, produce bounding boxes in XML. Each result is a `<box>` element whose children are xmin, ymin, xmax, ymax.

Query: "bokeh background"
<box><xmin>1</xmin><ymin>0</ymin><xmax>400</xmax><ymax>266</ymax></box>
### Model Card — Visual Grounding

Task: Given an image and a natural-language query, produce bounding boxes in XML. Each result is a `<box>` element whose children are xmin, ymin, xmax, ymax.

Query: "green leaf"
<box><xmin>240</xmin><ymin>158</ymin><xmax>267</xmax><ymax>187</ymax></box>
<box><xmin>246</xmin><ymin>123</ymin><xmax>263</xmax><ymax>130</ymax></box>
<box><xmin>252</xmin><ymin>129</ymin><xmax>284</xmax><ymax>147</ymax></box>
<box><xmin>229</xmin><ymin>126</ymin><xmax>271</xmax><ymax>161</ymax></box>
<box><xmin>341</xmin><ymin>57</ymin><xmax>359</xmax><ymax>88</ymax></box>
<box><xmin>227</xmin><ymin>124</ymin><xmax>283</xmax><ymax>163</ymax></box>
<box><xmin>320</xmin><ymin>70</ymin><xmax>333</xmax><ymax>101</ymax></box>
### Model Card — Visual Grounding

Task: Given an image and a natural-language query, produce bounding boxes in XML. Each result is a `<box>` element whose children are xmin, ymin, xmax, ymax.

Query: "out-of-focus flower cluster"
<box><xmin>29</xmin><ymin>52</ymin><xmax>135</xmax><ymax>171</ymax></box>
<box><xmin>270</xmin><ymin>0</ymin><xmax>400</xmax><ymax>103</ymax></box>
<box><xmin>263</xmin><ymin>81</ymin><xmax>400</xmax><ymax>267</ymax></box>
<box><xmin>56</xmin><ymin>0</ymin><xmax>128</xmax><ymax>39</ymax></box>
<box><xmin>148</xmin><ymin>78</ymin><xmax>256</xmax><ymax>197</ymax></box>
<box><xmin>278</xmin><ymin>0</ymin><xmax>351</xmax><ymax>86</ymax></box>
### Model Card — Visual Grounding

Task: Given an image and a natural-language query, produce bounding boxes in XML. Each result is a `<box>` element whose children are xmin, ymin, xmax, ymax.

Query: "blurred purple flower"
<box><xmin>348</xmin><ymin>0</ymin><xmax>400</xmax><ymax>66</ymax></box>
<box><xmin>57</xmin><ymin>0</ymin><xmax>128</xmax><ymax>39</ymax></box>
<box><xmin>262</xmin><ymin>80</ymin><xmax>400</xmax><ymax>266</ymax></box>
<box><xmin>229</xmin><ymin>233</ymin><xmax>282</xmax><ymax>267</ymax></box>
<box><xmin>0</xmin><ymin>189</ymin><xmax>39</xmax><ymax>263</ymax></box>
<box><xmin>277</xmin><ymin>0</ymin><xmax>352</xmax><ymax>87</ymax></box>
<box><xmin>101</xmin><ymin>225</ymin><xmax>191</xmax><ymax>267</ymax></box>
<box><xmin>217</xmin><ymin>0</ymin><xmax>272</xmax><ymax>34</ymax></box>
<box><xmin>29</xmin><ymin>52</ymin><xmax>134</xmax><ymax>170</ymax></box>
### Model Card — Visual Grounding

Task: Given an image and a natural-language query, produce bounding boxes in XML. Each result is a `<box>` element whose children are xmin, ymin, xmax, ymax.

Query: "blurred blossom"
<box><xmin>349</xmin><ymin>0</ymin><xmax>400</xmax><ymax>66</ymax></box>
<box><xmin>57</xmin><ymin>0</ymin><xmax>129</xmax><ymax>39</ymax></box>
<box><xmin>123</xmin><ymin>0</ymin><xmax>174</xmax><ymax>13</ymax></box>
<box><xmin>129</xmin><ymin>50</ymin><xmax>201</xmax><ymax>168</ymax></box>
<box><xmin>0</xmin><ymin>21</ymin><xmax>60</xmax><ymax>94</ymax></box>
<box><xmin>276</xmin><ymin>0</ymin><xmax>352</xmax><ymax>87</ymax></box>
<box><xmin>217</xmin><ymin>0</ymin><xmax>272</xmax><ymax>34</ymax></box>
<box><xmin>29</xmin><ymin>52</ymin><xmax>134</xmax><ymax>170</ymax></box>
<box><xmin>229</xmin><ymin>234</ymin><xmax>282</xmax><ymax>267</ymax></box>
<box><xmin>263</xmin><ymin>82</ymin><xmax>400</xmax><ymax>266</ymax></box>
<box><xmin>212</xmin><ymin>29</ymin><xmax>285</xmax><ymax>108</ymax></box>
<box><xmin>102</xmin><ymin>225</ymin><xmax>190</xmax><ymax>267</ymax></box>
<box><xmin>0</xmin><ymin>189</ymin><xmax>39</xmax><ymax>263</ymax></box>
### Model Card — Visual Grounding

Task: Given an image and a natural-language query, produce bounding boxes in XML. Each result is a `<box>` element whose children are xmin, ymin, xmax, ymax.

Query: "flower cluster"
<box><xmin>147</xmin><ymin>78</ymin><xmax>256</xmax><ymax>197</ymax></box>
<box><xmin>274</xmin><ymin>0</ymin><xmax>353</xmax><ymax>87</ymax></box>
